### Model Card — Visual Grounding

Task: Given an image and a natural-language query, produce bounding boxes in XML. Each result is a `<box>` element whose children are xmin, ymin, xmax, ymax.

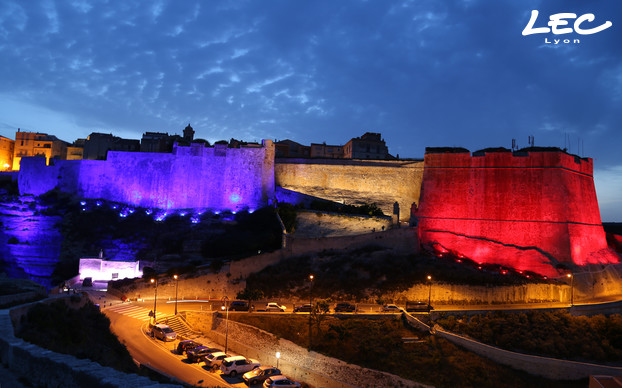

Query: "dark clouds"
<box><xmin>0</xmin><ymin>0</ymin><xmax>621</xmax><ymax>217</ymax></box>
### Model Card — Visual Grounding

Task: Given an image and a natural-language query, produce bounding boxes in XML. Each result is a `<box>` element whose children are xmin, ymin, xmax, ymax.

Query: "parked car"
<box><xmin>230</xmin><ymin>300</ymin><xmax>250</xmax><ymax>311</ymax></box>
<box><xmin>382</xmin><ymin>304</ymin><xmax>402</xmax><ymax>313</ymax></box>
<box><xmin>177</xmin><ymin>340</ymin><xmax>202</xmax><ymax>355</ymax></box>
<box><xmin>204</xmin><ymin>351</ymin><xmax>230</xmax><ymax>370</ymax></box>
<box><xmin>243</xmin><ymin>366</ymin><xmax>281</xmax><ymax>385</ymax></box>
<box><xmin>151</xmin><ymin>324</ymin><xmax>176</xmax><ymax>341</ymax></box>
<box><xmin>405</xmin><ymin>301</ymin><xmax>433</xmax><ymax>313</ymax></box>
<box><xmin>265</xmin><ymin>302</ymin><xmax>286</xmax><ymax>312</ymax></box>
<box><xmin>187</xmin><ymin>346</ymin><xmax>222</xmax><ymax>363</ymax></box>
<box><xmin>263</xmin><ymin>375</ymin><xmax>301</xmax><ymax>388</ymax></box>
<box><xmin>220</xmin><ymin>355</ymin><xmax>261</xmax><ymax>377</ymax></box>
<box><xmin>293</xmin><ymin>304</ymin><xmax>313</xmax><ymax>313</ymax></box>
<box><xmin>334</xmin><ymin>302</ymin><xmax>356</xmax><ymax>313</ymax></box>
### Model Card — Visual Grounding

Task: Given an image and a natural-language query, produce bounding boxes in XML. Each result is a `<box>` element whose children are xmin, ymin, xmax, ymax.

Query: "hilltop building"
<box><xmin>140</xmin><ymin>132</ymin><xmax>174</xmax><ymax>153</ymax></box>
<box><xmin>12</xmin><ymin>130</ymin><xmax>68</xmax><ymax>170</ymax></box>
<box><xmin>83</xmin><ymin>133</ymin><xmax>140</xmax><ymax>160</ymax></box>
<box><xmin>0</xmin><ymin>135</ymin><xmax>14</xmax><ymax>170</ymax></box>
<box><xmin>275</xmin><ymin>140</ymin><xmax>311</xmax><ymax>158</ymax></box>
<box><xmin>182</xmin><ymin>123</ymin><xmax>195</xmax><ymax>142</ymax></box>
<box><xmin>66</xmin><ymin>139</ymin><xmax>85</xmax><ymax>161</ymax></box>
<box><xmin>310</xmin><ymin>142</ymin><xmax>344</xmax><ymax>159</ymax></box>
<box><xmin>343</xmin><ymin>132</ymin><xmax>389</xmax><ymax>159</ymax></box>
<box><xmin>288</xmin><ymin>132</ymin><xmax>391</xmax><ymax>160</ymax></box>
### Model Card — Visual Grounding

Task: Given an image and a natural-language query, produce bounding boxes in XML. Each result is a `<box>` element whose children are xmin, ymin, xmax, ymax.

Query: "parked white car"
<box><xmin>265</xmin><ymin>302</ymin><xmax>286</xmax><ymax>312</ymax></box>
<box><xmin>263</xmin><ymin>375</ymin><xmax>301</xmax><ymax>388</ymax></box>
<box><xmin>220</xmin><ymin>355</ymin><xmax>260</xmax><ymax>377</ymax></box>
<box><xmin>204</xmin><ymin>351</ymin><xmax>230</xmax><ymax>370</ymax></box>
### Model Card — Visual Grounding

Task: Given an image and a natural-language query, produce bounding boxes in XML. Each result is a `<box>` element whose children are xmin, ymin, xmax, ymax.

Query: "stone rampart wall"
<box><xmin>275</xmin><ymin>158</ymin><xmax>424</xmax><ymax>221</ymax></box>
<box><xmin>18</xmin><ymin>141</ymin><xmax>275</xmax><ymax>211</ymax></box>
<box><xmin>184</xmin><ymin>311</ymin><xmax>428</xmax><ymax>388</ymax></box>
<box><xmin>417</xmin><ymin>150</ymin><xmax>618</xmax><ymax>277</ymax></box>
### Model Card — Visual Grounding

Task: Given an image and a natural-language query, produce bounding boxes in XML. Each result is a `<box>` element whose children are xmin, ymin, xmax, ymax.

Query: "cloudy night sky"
<box><xmin>0</xmin><ymin>1</ymin><xmax>620</xmax><ymax>220</ymax></box>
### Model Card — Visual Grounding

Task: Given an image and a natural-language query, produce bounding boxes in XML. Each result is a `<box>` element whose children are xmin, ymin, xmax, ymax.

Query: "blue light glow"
<box><xmin>96</xmin><ymin>201</ymin><xmax>102</xmax><ymax>206</ymax></box>
<box><xmin>80</xmin><ymin>201</ymin><xmax>86</xmax><ymax>206</ymax></box>
<box><xmin>145</xmin><ymin>209</ymin><xmax>153</xmax><ymax>215</ymax></box>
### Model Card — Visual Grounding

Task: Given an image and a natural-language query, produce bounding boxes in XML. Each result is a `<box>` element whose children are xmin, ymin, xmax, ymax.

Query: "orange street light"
<box><xmin>567</xmin><ymin>273</ymin><xmax>574</xmax><ymax>307</ymax></box>
<box><xmin>173</xmin><ymin>274</ymin><xmax>179</xmax><ymax>315</ymax></box>
<box><xmin>427</xmin><ymin>276</ymin><xmax>432</xmax><ymax>309</ymax></box>
<box><xmin>150</xmin><ymin>278</ymin><xmax>158</xmax><ymax>323</ymax></box>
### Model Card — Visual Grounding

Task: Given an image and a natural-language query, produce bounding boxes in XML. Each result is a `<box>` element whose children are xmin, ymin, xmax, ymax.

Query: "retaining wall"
<box><xmin>184</xmin><ymin>311</ymin><xmax>429</xmax><ymax>388</ymax></box>
<box><xmin>433</xmin><ymin>325</ymin><xmax>622</xmax><ymax>380</ymax></box>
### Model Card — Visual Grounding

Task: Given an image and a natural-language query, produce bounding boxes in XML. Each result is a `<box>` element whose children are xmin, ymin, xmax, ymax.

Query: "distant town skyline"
<box><xmin>1</xmin><ymin>1</ymin><xmax>620</xmax><ymax>220</ymax></box>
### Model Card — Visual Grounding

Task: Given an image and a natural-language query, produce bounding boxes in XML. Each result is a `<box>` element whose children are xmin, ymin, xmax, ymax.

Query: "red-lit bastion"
<box><xmin>415</xmin><ymin>147</ymin><xmax>619</xmax><ymax>278</ymax></box>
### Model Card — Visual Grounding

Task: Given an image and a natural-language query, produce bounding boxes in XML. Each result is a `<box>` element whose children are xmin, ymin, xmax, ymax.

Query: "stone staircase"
<box><xmin>157</xmin><ymin>315</ymin><xmax>198</xmax><ymax>340</ymax></box>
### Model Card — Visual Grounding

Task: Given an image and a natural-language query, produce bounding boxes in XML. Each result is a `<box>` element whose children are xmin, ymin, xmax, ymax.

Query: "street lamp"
<box><xmin>308</xmin><ymin>274</ymin><xmax>314</xmax><ymax>350</ymax></box>
<box><xmin>567</xmin><ymin>273</ymin><xmax>574</xmax><ymax>307</ymax></box>
<box><xmin>276</xmin><ymin>351</ymin><xmax>280</xmax><ymax>369</ymax></box>
<box><xmin>427</xmin><ymin>275</ymin><xmax>432</xmax><ymax>309</ymax></box>
<box><xmin>173</xmin><ymin>274</ymin><xmax>179</xmax><ymax>315</ymax></box>
<box><xmin>150</xmin><ymin>278</ymin><xmax>158</xmax><ymax>324</ymax></box>
<box><xmin>222</xmin><ymin>296</ymin><xmax>230</xmax><ymax>353</ymax></box>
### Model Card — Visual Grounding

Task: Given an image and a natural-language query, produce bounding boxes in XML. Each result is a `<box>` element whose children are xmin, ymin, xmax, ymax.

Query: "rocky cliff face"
<box><xmin>0</xmin><ymin>196</ymin><xmax>61</xmax><ymax>287</ymax></box>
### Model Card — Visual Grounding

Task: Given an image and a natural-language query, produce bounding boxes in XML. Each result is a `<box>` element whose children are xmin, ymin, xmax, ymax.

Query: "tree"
<box><xmin>311</xmin><ymin>299</ymin><xmax>331</xmax><ymax>334</ymax></box>
<box><xmin>236</xmin><ymin>288</ymin><xmax>264</xmax><ymax>312</ymax></box>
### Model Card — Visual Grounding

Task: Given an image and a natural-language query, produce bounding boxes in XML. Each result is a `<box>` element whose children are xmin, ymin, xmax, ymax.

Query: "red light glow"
<box><xmin>416</xmin><ymin>150</ymin><xmax>620</xmax><ymax>278</ymax></box>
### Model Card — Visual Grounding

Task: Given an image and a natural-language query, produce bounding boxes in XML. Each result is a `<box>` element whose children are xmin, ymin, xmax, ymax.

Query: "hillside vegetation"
<box><xmin>434</xmin><ymin>310</ymin><xmax>622</xmax><ymax>363</ymax></box>
<box><xmin>246</xmin><ymin>245</ymin><xmax>553</xmax><ymax>301</ymax></box>
<box><xmin>16</xmin><ymin>297</ymin><xmax>138</xmax><ymax>374</ymax></box>
<box><xmin>230</xmin><ymin>314</ymin><xmax>583</xmax><ymax>388</ymax></box>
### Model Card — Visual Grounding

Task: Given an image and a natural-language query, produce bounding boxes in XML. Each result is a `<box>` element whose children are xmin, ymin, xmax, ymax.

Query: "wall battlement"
<box><xmin>425</xmin><ymin>148</ymin><xmax>593</xmax><ymax>176</ymax></box>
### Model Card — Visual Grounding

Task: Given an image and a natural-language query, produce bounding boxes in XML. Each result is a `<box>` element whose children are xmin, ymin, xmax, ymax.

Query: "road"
<box><xmin>91</xmin><ymin>291</ymin><xmax>250</xmax><ymax>388</ymax></box>
<box><xmin>90</xmin><ymin>290</ymin><xmax>622</xmax><ymax>387</ymax></box>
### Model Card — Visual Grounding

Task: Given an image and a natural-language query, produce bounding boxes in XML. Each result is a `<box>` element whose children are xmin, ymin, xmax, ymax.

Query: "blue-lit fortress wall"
<box><xmin>18</xmin><ymin>140</ymin><xmax>275</xmax><ymax>211</ymax></box>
